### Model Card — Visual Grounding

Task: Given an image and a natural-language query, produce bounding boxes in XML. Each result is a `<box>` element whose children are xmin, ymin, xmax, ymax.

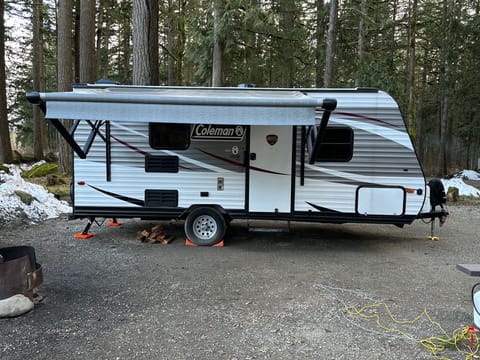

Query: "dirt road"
<box><xmin>0</xmin><ymin>204</ymin><xmax>479</xmax><ymax>359</ymax></box>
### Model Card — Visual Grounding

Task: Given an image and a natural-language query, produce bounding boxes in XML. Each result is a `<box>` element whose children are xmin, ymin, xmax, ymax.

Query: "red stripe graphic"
<box><xmin>332</xmin><ymin>111</ymin><xmax>400</xmax><ymax>128</ymax></box>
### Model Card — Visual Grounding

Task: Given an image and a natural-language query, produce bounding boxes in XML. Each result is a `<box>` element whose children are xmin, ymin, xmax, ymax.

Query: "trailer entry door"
<box><xmin>248</xmin><ymin>126</ymin><xmax>292</xmax><ymax>213</ymax></box>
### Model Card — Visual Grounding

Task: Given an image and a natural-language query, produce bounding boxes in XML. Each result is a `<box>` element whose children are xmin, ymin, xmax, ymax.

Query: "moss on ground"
<box><xmin>22</xmin><ymin>163</ymin><xmax>58</xmax><ymax>178</ymax></box>
<box><xmin>0</xmin><ymin>163</ymin><xmax>10</xmax><ymax>174</ymax></box>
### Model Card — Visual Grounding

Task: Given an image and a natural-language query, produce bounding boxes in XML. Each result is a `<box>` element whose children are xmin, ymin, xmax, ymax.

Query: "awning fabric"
<box><xmin>39</xmin><ymin>87</ymin><xmax>324</xmax><ymax>126</ymax></box>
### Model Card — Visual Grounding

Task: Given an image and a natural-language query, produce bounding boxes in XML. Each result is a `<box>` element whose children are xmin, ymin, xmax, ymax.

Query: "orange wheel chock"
<box><xmin>185</xmin><ymin>239</ymin><xmax>224</xmax><ymax>247</ymax></box>
<box><xmin>74</xmin><ymin>233</ymin><xmax>94</xmax><ymax>239</ymax></box>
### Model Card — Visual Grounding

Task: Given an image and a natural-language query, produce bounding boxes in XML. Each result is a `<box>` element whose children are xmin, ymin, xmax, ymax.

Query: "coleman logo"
<box><xmin>266</xmin><ymin>134</ymin><xmax>278</xmax><ymax>145</ymax></box>
<box><xmin>191</xmin><ymin>124</ymin><xmax>245</xmax><ymax>141</ymax></box>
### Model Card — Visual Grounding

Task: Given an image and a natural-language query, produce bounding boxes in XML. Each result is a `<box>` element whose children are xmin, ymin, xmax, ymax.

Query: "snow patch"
<box><xmin>453</xmin><ymin>170</ymin><xmax>480</xmax><ymax>181</ymax></box>
<box><xmin>442</xmin><ymin>169</ymin><xmax>480</xmax><ymax>197</ymax></box>
<box><xmin>0</xmin><ymin>163</ymin><xmax>71</xmax><ymax>224</ymax></box>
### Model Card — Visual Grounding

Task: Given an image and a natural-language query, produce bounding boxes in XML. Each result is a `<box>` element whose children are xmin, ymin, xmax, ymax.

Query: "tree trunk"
<box><xmin>0</xmin><ymin>0</ymin><xmax>12</xmax><ymax>163</ymax></box>
<box><xmin>74</xmin><ymin>0</ymin><xmax>80</xmax><ymax>83</ymax></box>
<box><xmin>406</xmin><ymin>0</ymin><xmax>417</xmax><ymax>137</ymax></box>
<box><xmin>149</xmin><ymin>0</ymin><xmax>159</xmax><ymax>85</ymax></box>
<box><xmin>79</xmin><ymin>0</ymin><xmax>96</xmax><ymax>83</ymax></box>
<box><xmin>315</xmin><ymin>0</ymin><xmax>325</xmax><ymax>88</ymax></box>
<box><xmin>33</xmin><ymin>0</ymin><xmax>46</xmax><ymax>160</ymax></box>
<box><xmin>416</xmin><ymin>46</ymin><xmax>428</xmax><ymax>165</ymax></box>
<box><xmin>166</xmin><ymin>0</ymin><xmax>185</xmax><ymax>86</ymax></box>
<box><xmin>438</xmin><ymin>0</ymin><xmax>453</xmax><ymax>176</ymax></box>
<box><xmin>167</xmin><ymin>0</ymin><xmax>176</xmax><ymax>85</ymax></box>
<box><xmin>355</xmin><ymin>0</ymin><xmax>367</xmax><ymax>87</ymax></box>
<box><xmin>439</xmin><ymin>96</ymin><xmax>448</xmax><ymax>175</ymax></box>
<box><xmin>323</xmin><ymin>0</ymin><xmax>338</xmax><ymax>87</ymax></box>
<box><xmin>96</xmin><ymin>2</ymin><xmax>105</xmax><ymax>79</ymax></box>
<box><xmin>132</xmin><ymin>0</ymin><xmax>159</xmax><ymax>85</ymax></box>
<box><xmin>176</xmin><ymin>2</ymin><xmax>186</xmax><ymax>86</ymax></box>
<box><xmin>57</xmin><ymin>0</ymin><xmax>74</xmax><ymax>175</ymax></box>
<box><xmin>278</xmin><ymin>0</ymin><xmax>295</xmax><ymax>87</ymax></box>
<box><xmin>211</xmin><ymin>0</ymin><xmax>224</xmax><ymax>87</ymax></box>
<box><xmin>119</xmin><ymin>2</ymin><xmax>132</xmax><ymax>84</ymax></box>
<box><xmin>389</xmin><ymin>0</ymin><xmax>398</xmax><ymax>72</ymax></box>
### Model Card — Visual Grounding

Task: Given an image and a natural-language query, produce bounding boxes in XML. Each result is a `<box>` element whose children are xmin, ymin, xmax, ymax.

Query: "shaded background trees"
<box><xmin>132</xmin><ymin>0</ymin><xmax>159</xmax><ymax>85</ymax></box>
<box><xmin>1</xmin><ymin>0</ymin><xmax>479</xmax><ymax>176</ymax></box>
<box><xmin>0</xmin><ymin>0</ymin><xmax>13</xmax><ymax>163</ymax></box>
<box><xmin>57</xmin><ymin>0</ymin><xmax>73</xmax><ymax>174</ymax></box>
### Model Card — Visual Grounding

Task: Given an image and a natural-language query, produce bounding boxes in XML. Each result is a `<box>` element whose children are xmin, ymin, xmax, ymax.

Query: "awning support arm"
<box><xmin>70</xmin><ymin>119</ymin><xmax>81</xmax><ymax>136</ymax></box>
<box><xmin>105</xmin><ymin>121</ymin><xmax>112</xmax><ymax>182</ymax></box>
<box><xmin>47</xmin><ymin>119</ymin><xmax>106</xmax><ymax>160</ymax></box>
<box><xmin>27</xmin><ymin>92</ymin><xmax>108</xmax><ymax>160</ymax></box>
<box><xmin>83</xmin><ymin>120</ymin><xmax>106</xmax><ymax>155</ymax></box>
<box><xmin>308</xmin><ymin>99</ymin><xmax>337</xmax><ymax>165</ymax></box>
<box><xmin>300</xmin><ymin>126</ymin><xmax>306</xmax><ymax>186</ymax></box>
<box><xmin>48</xmin><ymin>118</ymin><xmax>87</xmax><ymax>159</ymax></box>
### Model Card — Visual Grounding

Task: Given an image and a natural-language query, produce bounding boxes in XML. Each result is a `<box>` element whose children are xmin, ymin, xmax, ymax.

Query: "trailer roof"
<box><xmin>34</xmin><ymin>86</ymin><xmax>327</xmax><ymax>126</ymax></box>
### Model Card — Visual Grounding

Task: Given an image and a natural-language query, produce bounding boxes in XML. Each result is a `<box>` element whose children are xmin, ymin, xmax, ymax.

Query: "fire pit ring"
<box><xmin>0</xmin><ymin>246</ymin><xmax>43</xmax><ymax>301</ymax></box>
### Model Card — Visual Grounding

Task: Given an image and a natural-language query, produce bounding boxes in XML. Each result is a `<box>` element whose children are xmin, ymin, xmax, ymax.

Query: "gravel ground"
<box><xmin>0</xmin><ymin>203</ymin><xmax>479</xmax><ymax>360</ymax></box>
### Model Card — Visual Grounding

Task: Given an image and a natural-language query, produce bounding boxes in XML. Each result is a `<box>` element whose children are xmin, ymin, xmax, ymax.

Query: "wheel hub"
<box><xmin>192</xmin><ymin>215</ymin><xmax>217</xmax><ymax>240</ymax></box>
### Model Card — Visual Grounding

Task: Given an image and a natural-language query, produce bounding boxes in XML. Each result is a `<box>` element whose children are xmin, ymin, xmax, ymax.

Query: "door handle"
<box><xmin>250</xmin><ymin>153</ymin><xmax>256</xmax><ymax>161</ymax></box>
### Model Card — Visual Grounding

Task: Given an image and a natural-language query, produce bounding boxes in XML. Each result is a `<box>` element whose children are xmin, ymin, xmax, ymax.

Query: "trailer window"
<box><xmin>149</xmin><ymin>123</ymin><xmax>190</xmax><ymax>150</ymax></box>
<box><xmin>314</xmin><ymin>126</ymin><xmax>353</xmax><ymax>162</ymax></box>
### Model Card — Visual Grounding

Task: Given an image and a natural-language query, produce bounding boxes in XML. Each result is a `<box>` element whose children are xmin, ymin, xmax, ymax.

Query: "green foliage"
<box><xmin>100</xmin><ymin>0</ymin><xmax>133</xmax><ymax>84</ymax></box>
<box><xmin>0</xmin><ymin>163</ymin><xmax>10</xmax><ymax>174</ymax></box>
<box><xmin>5</xmin><ymin>0</ymin><xmax>57</xmax><ymax>151</ymax></box>
<box><xmin>3</xmin><ymin>0</ymin><xmax>479</xmax><ymax>173</ymax></box>
<box><xmin>21</xmin><ymin>162</ymin><xmax>58</xmax><ymax>178</ymax></box>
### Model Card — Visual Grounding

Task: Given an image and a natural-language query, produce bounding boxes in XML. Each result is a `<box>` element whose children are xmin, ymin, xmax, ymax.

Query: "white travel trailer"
<box><xmin>27</xmin><ymin>84</ymin><xmax>447</xmax><ymax>245</ymax></box>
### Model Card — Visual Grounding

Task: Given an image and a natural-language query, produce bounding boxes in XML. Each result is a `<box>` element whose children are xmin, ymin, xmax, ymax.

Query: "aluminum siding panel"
<box><xmin>295</xmin><ymin>91</ymin><xmax>426</xmax><ymax>216</ymax></box>
<box><xmin>73</xmin><ymin>122</ymin><xmax>246</xmax><ymax>209</ymax></box>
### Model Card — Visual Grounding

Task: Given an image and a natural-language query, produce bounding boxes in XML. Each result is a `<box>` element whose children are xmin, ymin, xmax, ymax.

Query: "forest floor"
<box><xmin>1</xmin><ymin>201</ymin><xmax>480</xmax><ymax>359</ymax></box>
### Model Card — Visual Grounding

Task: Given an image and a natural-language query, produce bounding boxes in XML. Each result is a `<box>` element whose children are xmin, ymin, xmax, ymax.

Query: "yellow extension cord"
<box><xmin>345</xmin><ymin>301</ymin><xmax>479</xmax><ymax>360</ymax></box>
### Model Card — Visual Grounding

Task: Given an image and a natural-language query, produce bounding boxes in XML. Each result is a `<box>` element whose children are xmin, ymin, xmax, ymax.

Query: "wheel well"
<box><xmin>181</xmin><ymin>205</ymin><xmax>230</xmax><ymax>221</ymax></box>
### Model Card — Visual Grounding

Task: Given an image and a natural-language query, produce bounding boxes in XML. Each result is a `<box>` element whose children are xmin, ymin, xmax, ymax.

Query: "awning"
<box><xmin>33</xmin><ymin>87</ymin><xmax>326</xmax><ymax>126</ymax></box>
<box><xmin>26</xmin><ymin>85</ymin><xmax>337</xmax><ymax>160</ymax></box>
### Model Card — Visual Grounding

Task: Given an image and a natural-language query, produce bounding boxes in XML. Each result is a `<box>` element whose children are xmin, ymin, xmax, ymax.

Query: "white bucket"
<box><xmin>474</xmin><ymin>292</ymin><xmax>480</xmax><ymax>329</ymax></box>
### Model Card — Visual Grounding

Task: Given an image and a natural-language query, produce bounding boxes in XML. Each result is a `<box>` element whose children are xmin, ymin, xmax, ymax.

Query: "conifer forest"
<box><xmin>0</xmin><ymin>0</ymin><xmax>479</xmax><ymax>176</ymax></box>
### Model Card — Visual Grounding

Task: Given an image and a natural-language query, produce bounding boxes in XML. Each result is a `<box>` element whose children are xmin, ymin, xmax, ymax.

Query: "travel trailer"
<box><xmin>27</xmin><ymin>84</ymin><xmax>447</xmax><ymax>245</ymax></box>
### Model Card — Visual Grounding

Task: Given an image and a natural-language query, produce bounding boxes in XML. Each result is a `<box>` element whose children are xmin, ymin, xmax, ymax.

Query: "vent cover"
<box><xmin>145</xmin><ymin>190</ymin><xmax>178</xmax><ymax>207</ymax></box>
<box><xmin>145</xmin><ymin>155</ymin><xmax>179</xmax><ymax>173</ymax></box>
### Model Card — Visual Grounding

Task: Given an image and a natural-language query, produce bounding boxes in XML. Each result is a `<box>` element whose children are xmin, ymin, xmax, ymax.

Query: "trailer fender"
<box><xmin>181</xmin><ymin>205</ymin><xmax>230</xmax><ymax>221</ymax></box>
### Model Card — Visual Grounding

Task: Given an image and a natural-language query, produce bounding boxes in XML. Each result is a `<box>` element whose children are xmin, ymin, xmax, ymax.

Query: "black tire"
<box><xmin>184</xmin><ymin>207</ymin><xmax>227</xmax><ymax>246</ymax></box>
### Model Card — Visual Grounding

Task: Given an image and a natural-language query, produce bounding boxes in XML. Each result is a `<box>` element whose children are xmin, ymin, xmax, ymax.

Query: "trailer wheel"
<box><xmin>184</xmin><ymin>207</ymin><xmax>226</xmax><ymax>246</ymax></box>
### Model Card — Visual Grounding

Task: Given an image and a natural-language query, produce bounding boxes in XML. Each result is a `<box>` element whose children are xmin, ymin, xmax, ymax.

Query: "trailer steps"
<box><xmin>247</xmin><ymin>220</ymin><xmax>291</xmax><ymax>233</ymax></box>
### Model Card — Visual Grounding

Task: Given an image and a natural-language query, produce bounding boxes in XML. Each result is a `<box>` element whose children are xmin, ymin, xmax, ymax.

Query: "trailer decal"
<box><xmin>297</xmin><ymin>172</ymin><xmax>380</xmax><ymax>188</ymax></box>
<box><xmin>334</xmin><ymin>111</ymin><xmax>400</xmax><ymax>128</ymax></box>
<box><xmin>198</xmin><ymin>149</ymin><xmax>245</xmax><ymax>169</ymax></box>
<box><xmin>87</xmin><ymin>184</ymin><xmax>144</xmax><ymax>206</ymax></box>
<box><xmin>111</xmin><ymin>135</ymin><xmax>196</xmax><ymax>170</ymax></box>
<box><xmin>198</xmin><ymin>148</ymin><xmax>288</xmax><ymax>175</ymax></box>
<box><xmin>111</xmin><ymin>134</ymin><xmax>150</xmax><ymax>157</ymax></box>
<box><xmin>191</xmin><ymin>124</ymin><xmax>246</xmax><ymax>141</ymax></box>
<box><xmin>305</xmin><ymin>202</ymin><xmax>340</xmax><ymax>213</ymax></box>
